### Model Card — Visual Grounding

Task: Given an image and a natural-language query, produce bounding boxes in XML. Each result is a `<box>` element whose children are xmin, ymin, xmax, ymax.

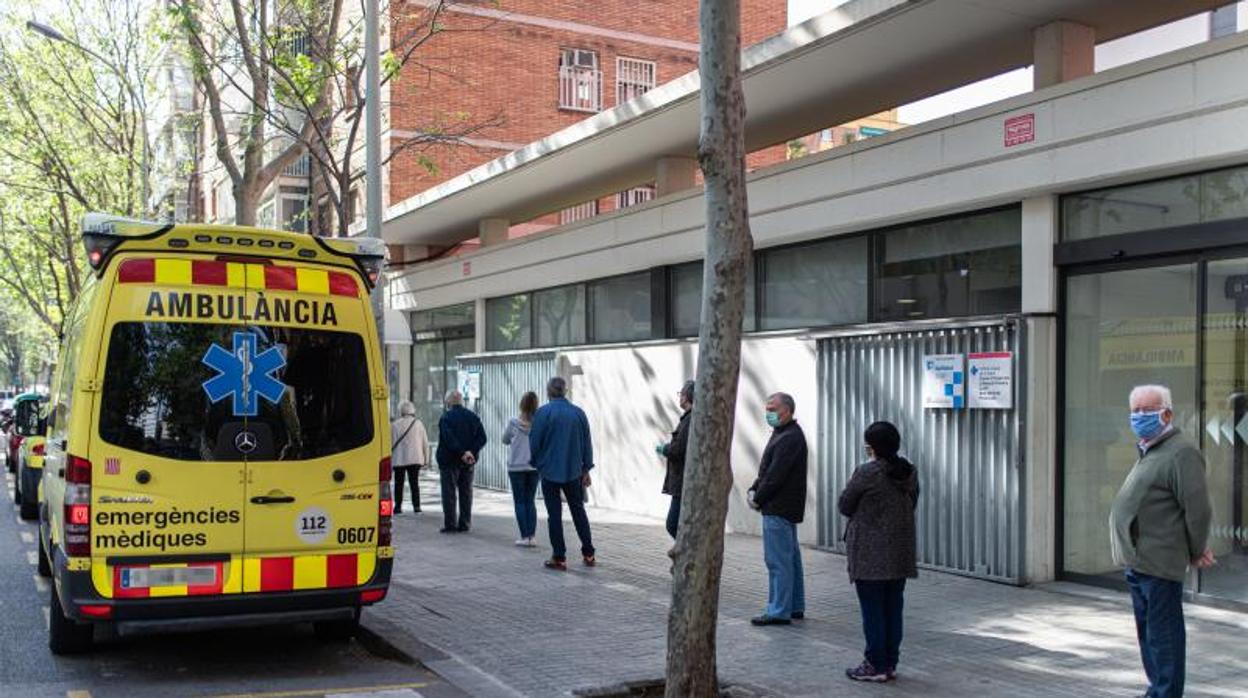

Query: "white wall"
<box><xmin>563</xmin><ymin>336</ymin><xmax>820</xmax><ymax>541</ymax></box>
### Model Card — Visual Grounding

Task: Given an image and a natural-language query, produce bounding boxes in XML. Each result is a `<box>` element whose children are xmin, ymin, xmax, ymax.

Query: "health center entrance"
<box><xmin>1060</xmin><ymin>166</ymin><xmax>1248</xmax><ymax>608</ymax></box>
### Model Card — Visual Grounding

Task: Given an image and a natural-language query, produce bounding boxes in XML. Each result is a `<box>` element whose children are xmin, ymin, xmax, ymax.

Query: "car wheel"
<box><xmin>313</xmin><ymin>610</ymin><xmax>360</xmax><ymax>642</ymax></box>
<box><xmin>48</xmin><ymin>584</ymin><xmax>93</xmax><ymax>655</ymax></box>
<box><xmin>18</xmin><ymin>472</ymin><xmax>37</xmax><ymax>520</ymax></box>
<box><xmin>37</xmin><ymin>537</ymin><xmax>51</xmax><ymax>578</ymax></box>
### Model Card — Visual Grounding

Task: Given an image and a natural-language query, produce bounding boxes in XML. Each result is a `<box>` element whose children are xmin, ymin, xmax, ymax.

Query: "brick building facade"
<box><xmin>385</xmin><ymin>0</ymin><xmax>789</xmax><ymax>242</ymax></box>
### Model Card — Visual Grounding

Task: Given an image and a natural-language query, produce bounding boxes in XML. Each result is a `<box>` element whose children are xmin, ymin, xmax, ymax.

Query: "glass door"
<box><xmin>1063</xmin><ymin>257</ymin><xmax>1248</xmax><ymax>605</ymax></box>
<box><xmin>1201</xmin><ymin>259</ymin><xmax>1248</xmax><ymax>603</ymax></box>
<box><xmin>1062</xmin><ymin>263</ymin><xmax>1199</xmax><ymax>587</ymax></box>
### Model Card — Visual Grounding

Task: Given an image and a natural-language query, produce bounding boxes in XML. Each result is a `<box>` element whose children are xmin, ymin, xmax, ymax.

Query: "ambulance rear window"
<box><xmin>99</xmin><ymin>322</ymin><xmax>374</xmax><ymax>461</ymax></box>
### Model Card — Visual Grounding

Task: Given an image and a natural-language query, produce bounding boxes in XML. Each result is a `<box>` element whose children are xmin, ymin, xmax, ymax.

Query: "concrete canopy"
<box><xmin>381</xmin><ymin>0</ymin><xmax>1227</xmax><ymax>247</ymax></box>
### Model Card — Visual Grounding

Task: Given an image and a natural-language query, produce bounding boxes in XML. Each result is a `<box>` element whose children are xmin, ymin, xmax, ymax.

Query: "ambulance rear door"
<box><xmin>238</xmin><ymin>264</ymin><xmax>383</xmax><ymax>594</ymax></box>
<box><xmin>88</xmin><ymin>256</ymin><xmax>254</xmax><ymax>600</ymax></box>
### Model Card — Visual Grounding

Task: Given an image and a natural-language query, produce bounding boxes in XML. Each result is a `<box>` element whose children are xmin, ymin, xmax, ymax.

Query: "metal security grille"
<box><xmin>817</xmin><ymin>319</ymin><xmax>1025</xmax><ymax>583</ymax></box>
<box><xmin>616</xmin><ymin>56</ymin><xmax>656</xmax><ymax>104</ymax></box>
<box><xmin>458</xmin><ymin>352</ymin><xmax>558</xmax><ymax>491</ymax></box>
<box><xmin>559</xmin><ymin>48</ymin><xmax>601</xmax><ymax>112</ymax></box>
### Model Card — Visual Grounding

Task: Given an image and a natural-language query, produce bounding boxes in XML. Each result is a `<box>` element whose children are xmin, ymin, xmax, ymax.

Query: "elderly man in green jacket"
<box><xmin>1110</xmin><ymin>385</ymin><xmax>1214</xmax><ymax>698</ymax></box>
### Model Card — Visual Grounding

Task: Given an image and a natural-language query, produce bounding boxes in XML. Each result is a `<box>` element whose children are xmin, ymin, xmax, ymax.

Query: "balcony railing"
<box><xmin>559</xmin><ymin>66</ymin><xmax>602</xmax><ymax>113</ymax></box>
<box><xmin>283</xmin><ymin>154</ymin><xmax>310</xmax><ymax>178</ymax></box>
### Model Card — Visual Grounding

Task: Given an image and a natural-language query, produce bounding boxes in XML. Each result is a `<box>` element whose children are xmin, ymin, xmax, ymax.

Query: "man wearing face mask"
<box><xmin>1110</xmin><ymin>385</ymin><xmax>1214</xmax><ymax>698</ymax></box>
<box><xmin>747</xmin><ymin>392</ymin><xmax>808</xmax><ymax>626</ymax></box>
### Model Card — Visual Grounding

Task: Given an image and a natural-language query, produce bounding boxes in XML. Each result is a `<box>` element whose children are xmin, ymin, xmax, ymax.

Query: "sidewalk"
<box><xmin>367</xmin><ymin>475</ymin><xmax>1248</xmax><ymax>697</ymax></box>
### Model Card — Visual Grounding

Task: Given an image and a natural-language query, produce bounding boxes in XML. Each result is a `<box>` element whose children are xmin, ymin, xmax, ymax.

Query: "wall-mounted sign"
<box><xmin>922</xmin><ymin>354</ymin><xmax>965</xmax><ymax>409</ymax></box>
<box><xmin>1004</xmin><ymin>113</ymin><xmax>1035</xmax><ymax>147</ymax></box>
<box><xmin>457</xmin><ymin>369</ymin><xmax>481</xmax><ymax>402</ymax></box>
<box><xmin>462</xmin><ymin>261</ymin><xmax>472</xmax><ymax>277</ymax></box>
<box><xmin>859</xmin><ymin>125</ymin><xmax>890</xmax><ymax>138</ymax></box>
<box><xmin>968</xmin><ymin>352</ymin><xmax>1013</xmax><ymax>409</ymax></box>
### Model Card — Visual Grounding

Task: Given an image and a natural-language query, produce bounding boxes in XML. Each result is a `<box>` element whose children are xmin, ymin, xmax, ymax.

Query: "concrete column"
<box><xmin>478</xmin><ymin>218</ymin><xmax>510</xmax><ymax>246</ymax></box>
<box><xmin>655</xmin><ymin>156</ymin><xmax>698</xmax><ymax>197</ymax></box>
<box><xmin>1020</xmin><ymin>195</ymin><xmax>1060</xmax><ymax>584</ymax></box>
<box><xmin>473</xmin><ymin>298</ymin><xmax>487</xmax><ymax>354</ymax></box>
<box><xmin>1033</xmin><ymin>21</ymin><xmax>1095</xmax><ymax>89</ymax></box>
<box><xmin>1021</xmin><ymin>195</ymin><xmax>1058</xmax><ymax>314</ymax></box>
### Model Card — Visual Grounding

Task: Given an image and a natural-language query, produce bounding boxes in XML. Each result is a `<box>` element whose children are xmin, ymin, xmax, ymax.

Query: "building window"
<box><xmin>616</xmin><ymin>186</ymin><xmax>655</xmax><ymax>209</ymax></box>
<box><xmin>874</xmin><ymin>208</ymin><xmax>1021</xmax><ymax>322</ymax></box>
<box><xmin>590</xmin><ymin>272</ymin><xmax>652</xmax><ymax>343</ymax></box>
<box><xmin>560</xmin><ymin>201</ymin><xmax>599</xmax><ymax>225</ymax></box>
<box><xmin>616</xmin><ymin>56</ymin><xmax>656</xmax><ymax>104</ymax></box>
<box><xmin>281</xmin><ymin>195</ymin><xmax>308</xmax><ymax>233</ymax></box>
<box><xmin>534</xmin><ymin>285</ymin><xmax>587</xmax><ymax>347</ymax></box>
<box><xmin>760</xmin><ymin>236</ymin><xmax>868</xmax><ymax>331</ymax></box>
<box><xmin>411</xmin><ymin>302</ymin><xmax>476</xmax><ymax>333</ymax></box>
<box><xmin>559</xmin><ymin>48</ymin><xmax>601</xmax><ymax>112</ymax></box>
<box><xmin>1062</xmin><ymin>165</ymin><xmax>1248</xmax><ymax>241</ymax></box>
<box><xmin>257</xmin><ymin>199</ymin><xmax>277</xmax><ymax>229</ymax></box>
<box><xmin>670</xmin><ymin>261</ymin><xmax>756</xmax><ymax>337</ymax></box>
<box><xmin>486</xmin><ymin>294</ymin><xmax>532</xmax><ymax>350</ymax></box>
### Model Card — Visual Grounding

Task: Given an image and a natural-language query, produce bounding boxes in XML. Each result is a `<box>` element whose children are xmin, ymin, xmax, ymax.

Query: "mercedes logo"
<box><xmin>234</xmin><ymin>431</ymin><xmax>258</xmax><ymax>454</ymax></box>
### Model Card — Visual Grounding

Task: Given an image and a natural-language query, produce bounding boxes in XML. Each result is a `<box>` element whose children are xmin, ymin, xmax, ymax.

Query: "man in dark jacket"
<box><xmin>657</xmin><ymin>380</ymin><xmax>694</xmax><ymax>539</ymax></box>
<box><xmin>530</xmin><ymin>376</ymin><xmax>596</xmax><ymax>570</ymax></box>
<box><xmin>747</xmin><ymin>392</ymin><xmax>808</xmax><ymax>626</ymax></box>
<box><xmin>436</xmin><ymin>390</ymin><xmax>487</xmax><ymax>533</ymax></box>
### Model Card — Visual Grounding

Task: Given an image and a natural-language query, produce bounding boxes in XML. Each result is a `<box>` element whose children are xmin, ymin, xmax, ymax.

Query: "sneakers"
<box><xmin>525</xmin><ymin>537</ymin><xmax>537</xmax><ymax>547</ymax></box>
<box><xmin>791</xmin><ymin>611</ymin><xmax>805</xmax><ymax>620</ymax></box>
<box><xmin>750</xmin><ymin>615</ymin><xmax>791</xmax><ymax>626</ymax></box>
<box><xmin>514</xmin><ymin>538</ymin><xmax>528</xmax><ymax>546</ymax></box>
<box><xmin>544</xmin><ymin>558</ymin><xmax>568</xmax><ymax>571</ymax></box>
<box><xmin>845</xmin><ymin>660</ymin><xmax>889</xmax><ymax>683</ymax></box>
<box><xmin>582</xmin><ymin>554</ymin><xmax>597</xmax><ymax>567</ymax></box>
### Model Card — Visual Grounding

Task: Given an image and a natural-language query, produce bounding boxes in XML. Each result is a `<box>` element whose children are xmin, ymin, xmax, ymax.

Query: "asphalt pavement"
<box><xmin>0</xmin><ymin>468</ymin><xmax>464</xmax><ymax>698</ymax></box>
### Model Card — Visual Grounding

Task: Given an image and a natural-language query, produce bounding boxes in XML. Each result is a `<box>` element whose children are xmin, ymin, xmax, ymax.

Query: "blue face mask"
<box><xmin>766</xmin><ymin>411</ymin><xmax>781</xmax><ymax>428</ymax></box>
<box><xmin>1130</xmin><ymin>410</ymin><xmax>1167</xmax><ymax>441</ymax></box>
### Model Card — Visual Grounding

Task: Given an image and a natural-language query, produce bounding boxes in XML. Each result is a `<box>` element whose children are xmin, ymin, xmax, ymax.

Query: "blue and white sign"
<box><xmin>922</xmin><ymin>354</ymin><xmax>965</xmax><ymax>409</ymax></box>
<box><xmin>202</xmin><ymin>332</ymin><xmax>287</xmax><ymax>416</ymax></box>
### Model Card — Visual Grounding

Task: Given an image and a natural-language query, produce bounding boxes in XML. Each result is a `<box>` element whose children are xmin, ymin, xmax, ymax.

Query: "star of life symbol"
<box><xmin>202</xmin><ymin>332</ymin><xmax>287</xmax><ymax>417</ymax></box>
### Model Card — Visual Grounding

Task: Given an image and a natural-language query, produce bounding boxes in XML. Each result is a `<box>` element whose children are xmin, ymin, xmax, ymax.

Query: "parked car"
<box><xmin>11</xmin><ymin>392</ymin><xmax>46</xmax><ymax>520</ymax></box>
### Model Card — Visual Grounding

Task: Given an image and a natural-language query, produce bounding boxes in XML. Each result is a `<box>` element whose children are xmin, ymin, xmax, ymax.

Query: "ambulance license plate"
<box><xmin>119</xmin><ymin>566</ymin><xmax>217</xmax><ymax>589</ymax></box>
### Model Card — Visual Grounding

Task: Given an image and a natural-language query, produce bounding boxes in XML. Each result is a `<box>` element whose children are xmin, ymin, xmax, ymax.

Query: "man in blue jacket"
<box><xmin>436</xmin><ymin>390</ymin><xmax>487</xmax><ymax>533</ymax></box>
<box><xmin>529</xmin><ymin>376</ymin><xmax>596</xmax><ymax>570</ymax></box>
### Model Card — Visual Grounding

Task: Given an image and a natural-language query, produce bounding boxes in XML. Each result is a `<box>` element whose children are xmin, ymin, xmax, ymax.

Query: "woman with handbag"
<box><xmin>391</xmin><ymin>401</ymin><xmax>430</xmax><ymax>514</ymax></box>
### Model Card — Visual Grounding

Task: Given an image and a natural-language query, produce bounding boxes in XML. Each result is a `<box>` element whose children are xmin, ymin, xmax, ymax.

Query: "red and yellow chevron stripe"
<box><xmin>117</xmin><ymin>258</ymin><xmax>359</xmax><ymax>297</ymax></box>
<box><xmin>91</xmin><ymin>551</ymin><xmax>377</xmax><ymax>599</ymax></box>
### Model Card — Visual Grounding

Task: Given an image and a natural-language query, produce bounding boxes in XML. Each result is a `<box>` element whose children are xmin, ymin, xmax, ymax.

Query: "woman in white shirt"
<box><xmin>391</xmin><ymin>401</ymin><xmax>430</xmax><ymax>514</ymax></box>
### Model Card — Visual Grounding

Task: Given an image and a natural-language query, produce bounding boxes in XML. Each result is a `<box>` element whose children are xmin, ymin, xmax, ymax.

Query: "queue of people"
<box><xmin>392</xmin><ymin>379</ymin><xmax>1209</xmax><ymax>694</ymax></box>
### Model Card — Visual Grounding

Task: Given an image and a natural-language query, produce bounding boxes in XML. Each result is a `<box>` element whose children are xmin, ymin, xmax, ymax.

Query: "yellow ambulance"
<box><xmin>39</xmin><ymin>213</ymin><xmax>394</xmax><ymax>654</ymax></box>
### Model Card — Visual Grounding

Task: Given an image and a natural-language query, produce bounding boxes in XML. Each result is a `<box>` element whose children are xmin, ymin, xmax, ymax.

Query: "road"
<box><xmin>0</xmin><ymin>469</ymin><xmax>465</xmax><ymax>698</ymax></box>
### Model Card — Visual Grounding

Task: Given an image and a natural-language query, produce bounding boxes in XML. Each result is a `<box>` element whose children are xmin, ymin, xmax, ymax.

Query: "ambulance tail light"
<box><xmin>378</xmin><ymin>456</ymin><xmax>393</xmax><ymax>546</ymax></box>
<box><xmin>82</xmin><ymin>233</ymin><xmax>123</xmax><ymax>270</ymax></box>
<box><xmin>79</xmin><ymin>604</ymin><xmax>113</xmax><ymax>619</ymax></box>
<box><xmin>360</xmin><ymin>588</ymin><xmax>387</xmax><ymax>604</ymax></box>
<box><xmin>64</xmin><ymin>455</ymin><xmax>92</xmax><ymax>557</ymax></box>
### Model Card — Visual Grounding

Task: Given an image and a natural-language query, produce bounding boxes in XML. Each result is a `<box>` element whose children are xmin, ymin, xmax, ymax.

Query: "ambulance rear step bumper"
<box><xmin>114</xmin><ymin>607</ymin><xmax>355</xmax><ymax>636</ymax></box>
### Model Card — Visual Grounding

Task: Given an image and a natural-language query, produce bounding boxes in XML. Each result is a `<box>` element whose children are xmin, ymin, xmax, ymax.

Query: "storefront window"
<box><xmin>534</xmin><ymin>285</ymin><xmax>586</xmax><ymax>347</ymax></box>
<box><xmin>670</xmin><ymin>261</ymin><xmax>756</xmax><ymax>337</ymax></box>
<box><xmin>874</xmin><ymin>208</ymin><xmax>1021</xmax><ymax>321</ymax></box>
<box><xmin>760</xmin><ymin>236</ymin><xmax>867</xmax><ymax>331</ymax></box>
<box><xmin>412</xmin><ymin>302</ymin><xmax>475</xmax><ymax>332</ymax></box>
<box><xmin>590</xmin><ymin>272</ymin><xmax>652</xmax><ymax>342</ymax></box>
<box><xmin>1063</xmin><ymin>165</ymin><xmax>1248</xmax><ymax>241</ymax></box>
<box><xmin>486</xmin><ymin>294</ymin><xmax>532</xmax><ymax>350</ymax></box>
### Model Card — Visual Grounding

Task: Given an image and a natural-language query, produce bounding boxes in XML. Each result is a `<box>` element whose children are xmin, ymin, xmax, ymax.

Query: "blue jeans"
<box><xmin>855</xmin><ymin>578</ymin><xmax>906</xmax><ymax>670</ymax></box>
<box><xmin>761</xmin><ymin>515</ymin><xmax>805</xmax><ymax>619</ymax></box>
<box><xmin>508</xmin><ymin>470</ymin><xmax>540</xmax><ymax>539</ymax></box>
<box><xmin>1126</xmin><ymin>569</ymin><xmax>1186</xmax><ymax>698</ymax></box>
<box><xmin>542</xmin><ymin>477</ymin><xmax>594</xmax><ymax>561</ymax></box>
<box><xmin>666</xmin><ymin>496</ymin><xmax>681</xmax><ymax>539</ymax></box>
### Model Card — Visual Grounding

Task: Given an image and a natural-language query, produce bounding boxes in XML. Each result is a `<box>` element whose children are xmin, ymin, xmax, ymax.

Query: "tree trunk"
<box><xmin>234</xmin><ymin>182</ymin><xmax>258</xmax><ymax>227</ymax></box>
<box><xmin>665</xmin><ymin>2</ymin><xmax>752</xmax><ymax>697</ymax></box>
